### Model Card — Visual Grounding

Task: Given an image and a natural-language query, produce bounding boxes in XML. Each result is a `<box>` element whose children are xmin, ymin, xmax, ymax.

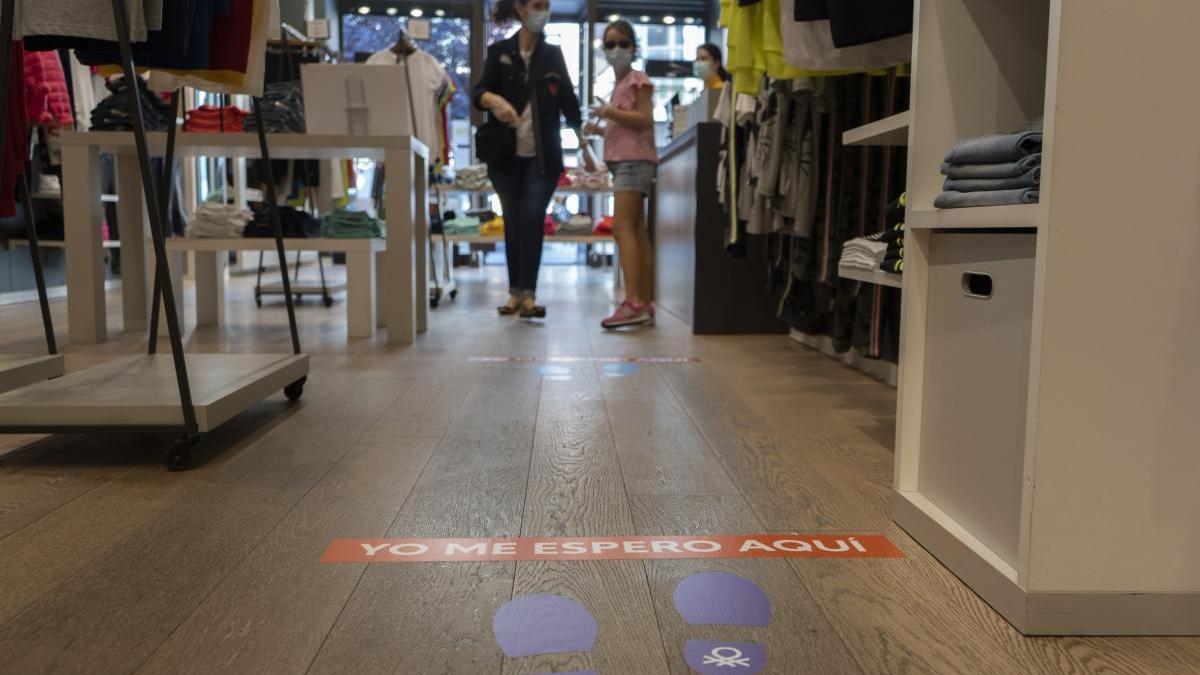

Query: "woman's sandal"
<box><xmin>519</xmin><ymin>304</ymin><xmax>547</xmax><ymax>319</ymax></box>
<box><xmin>498</xmin><ymin>304</ymin><xmax>519</xmax><ymax>316</ymax></box>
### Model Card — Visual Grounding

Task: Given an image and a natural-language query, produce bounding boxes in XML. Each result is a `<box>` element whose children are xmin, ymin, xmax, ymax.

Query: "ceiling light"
<box><xmin>385</xmin><ymin>7</ymin><xmax>398</xmax><ymax>15</ymax></box>
<box><xmin>684</xmin><ymin>17</ymin><xmax>696</xmax><ymax>24</ymax></box>
<box><xmin>640</xmin><ymin>15</ymin><xmax>651</xmax><ymax>23</ymax></box>
<box><xmin>663</xmin><ymin>15</ymin><xmax>676</xmax><ymax>25</ymax></box>
<box><xmin>434</xmin><ymin>9</ymin><xmax>446</xmax><ymax>17</ymax></box>
<box><xmin>410</xmin><ymin>8</ymin><xmax>423</xmax><ymax>17</ymax></box>
<box><xmin>357</xmin><ymin>5</ymin><xmax>370</xmax><ymax>15</ymax></box>
<box><xmin>607</xmin><ymin>14</ymin><xmax>620</xmax><ymax>22</ymax></box>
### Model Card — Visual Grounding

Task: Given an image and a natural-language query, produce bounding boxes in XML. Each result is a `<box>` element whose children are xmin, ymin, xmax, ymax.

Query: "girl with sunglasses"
<box><xmin>587</xmin><ymin>20</ymin><xmax>659</xmax><ymax>329</ymax></box>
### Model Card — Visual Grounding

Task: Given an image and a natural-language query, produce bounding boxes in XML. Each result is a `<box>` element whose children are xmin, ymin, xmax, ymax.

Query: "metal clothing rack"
<box><xmin>0</xmin><ymin>0</ymin><xmax>309</xmax><ymax>470</ymax></box>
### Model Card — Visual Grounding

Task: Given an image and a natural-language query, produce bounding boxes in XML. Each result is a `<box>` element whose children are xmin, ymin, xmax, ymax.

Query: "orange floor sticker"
<box><xmin>321</xmin><ymin>534</ymin><xmax>903</xmax><ymax>563</ymax></box>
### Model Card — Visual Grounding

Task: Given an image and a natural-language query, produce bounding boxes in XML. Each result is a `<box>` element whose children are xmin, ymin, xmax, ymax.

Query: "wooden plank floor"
<box><xmin>0</xmin><ymin>264</ymin><xmax>1196</xmax><ymax>674</ymax></box>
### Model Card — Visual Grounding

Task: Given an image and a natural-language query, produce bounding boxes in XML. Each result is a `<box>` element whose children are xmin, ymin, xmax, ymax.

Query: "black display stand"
<box><xmin>0</xmin><ymin>0</ymin><xmax>308</xmax><ymax>470</ymax></box>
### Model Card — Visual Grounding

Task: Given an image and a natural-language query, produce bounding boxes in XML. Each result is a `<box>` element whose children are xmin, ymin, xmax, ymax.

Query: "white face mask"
<box><xmin>694</xmin><ymin>61</ymin><xmax>711</xmax><ymax>80</ymax></box>
<box><xmin>605</xmin><ymin>47</ymin><xmax>633</xmax><ymax>70</ymax></box>
<box><xmin>523</xmin><ymin>10</ymin><xmax>550</xmax><ymax>34</ymax></box>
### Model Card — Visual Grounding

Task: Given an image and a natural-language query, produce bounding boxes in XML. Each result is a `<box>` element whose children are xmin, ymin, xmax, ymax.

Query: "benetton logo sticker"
<box><xmin>321</xmin><ymin>534</ymin><xmax>903</xmax><ymax>563</ymax></box>
<box><xmin>468</xmin><ymin>356</ymin><xmax>701</xmax><ymax>364</ymax></box>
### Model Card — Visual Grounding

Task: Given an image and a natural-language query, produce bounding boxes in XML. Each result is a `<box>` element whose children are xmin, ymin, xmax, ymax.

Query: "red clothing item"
<box><xmin>22</xmin><ymin>50</ymin><xmax>73</xmax><ymax>129</ymax></box>
<box><xmin>2</xmin><ymin>42</ymin><xmax>30</xmax><ymax>218</ymax></box>
<box><xmin>207</xmin><ymin>0</ymin><xmax>253</xmax><ymax>73</ymax></box>
<box><xmin>184</xmin><ymin>105</ymin><xmax>248</xmax><ymax>133</ymax></box>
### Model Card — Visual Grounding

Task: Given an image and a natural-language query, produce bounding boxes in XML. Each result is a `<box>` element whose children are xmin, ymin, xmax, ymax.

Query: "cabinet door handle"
<box><xmin>962</xmin><ymin>272</ymin><xmax>993</xmax><ymax>299</ymax></box>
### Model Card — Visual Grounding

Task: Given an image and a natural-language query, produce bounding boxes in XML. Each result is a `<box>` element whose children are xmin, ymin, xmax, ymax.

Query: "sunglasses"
<box><xmin>604</xmin><ymin>40</ymin><xmax>633</xmax><ymax>50</ymax></box>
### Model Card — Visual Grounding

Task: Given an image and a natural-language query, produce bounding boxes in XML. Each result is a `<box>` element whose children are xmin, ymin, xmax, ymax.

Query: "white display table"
<box><xmin>164</xmin><ymin>237</ymin><xmax>385</xmax><ymax>338</ymax></box>
<box><xmin>60</xmin><ymin>131</ymin><xmax>429</xmax><ymax>346</ymax></box>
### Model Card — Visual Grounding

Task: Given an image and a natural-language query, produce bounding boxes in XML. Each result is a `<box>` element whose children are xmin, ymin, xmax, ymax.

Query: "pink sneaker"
<box><xmin>601</xmin><ymin>300</ymin><xmax>653</xmax><ymax>330</ymax></box>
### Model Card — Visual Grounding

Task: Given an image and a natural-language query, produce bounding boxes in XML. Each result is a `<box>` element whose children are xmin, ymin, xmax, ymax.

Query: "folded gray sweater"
<box><xmin>943</xmin><ymin>132</ymin><xmax>1042</xmax><ymax>165</ymax></box>
<box><xmin>941</xmin><ymin>154</ymin><xmax>1041</xmax><ymax>180</ymax></box>
<box><xmin>934</xmin><ymin>189</ymin><xmax>1039</xmax><ymax>209</ymax></box>
<box><xmin>943</xmin><ymin>166</ymin><xmax>1040</xmax><ymax>193</ymax></box>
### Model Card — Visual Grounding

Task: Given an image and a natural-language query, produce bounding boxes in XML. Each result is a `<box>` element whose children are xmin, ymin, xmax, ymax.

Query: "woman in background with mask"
<box><xmin>586</xmin><ymin>20</ymin><xmax>659</xmax><ymax>330</ymax></box>
<box><xmin>474</xmin><ymin>0</ymin><xmax>582</xmax><ymax>319</ymax></box>
<box><xmin>695</xmin><ymin>43</ymin><xmax>730</xmax><ymax>90</ymax></box>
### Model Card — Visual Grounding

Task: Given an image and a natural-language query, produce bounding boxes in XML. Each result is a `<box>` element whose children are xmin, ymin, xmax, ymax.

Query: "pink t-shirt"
<box><xmin>603</xmin><ymin>70</ymin><xmax>659</xmax><ymax>165</ymax></box>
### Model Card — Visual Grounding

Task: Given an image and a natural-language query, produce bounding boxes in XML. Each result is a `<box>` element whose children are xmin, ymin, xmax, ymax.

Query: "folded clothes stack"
<box><xmin>322</xmin><ymin>209</ymin><xmax>384</xmax><ymax>239</ymax></box>
<box><xmin>839</xmin><ymin>236</ymin><xmax>888</xmax><ymax>272</ymax></box>
<box><xmin>481</xmin><ymin>216</ymin><xmax>505</xmax><ymax>236</ymax></box>
<box><xmin>243</xmin><ymin>82</ymin><xmax>305</xmax><ymax>134</ymax></box>
<box><xmin>244</xmin><ymin>205</ymin><xmax>321</xmax><ymax>238</ymax></box>
<box><xmin>185</xmin><ymin>105</ymin><xmax>249</xmax><ymax>133</ymax></box>
<box><xmin>592</xmin><ymin>216</ymin><xmax>614</xmax><ymax>236</ymax></box>
<box><xmin>186</xmin><ymin>203</ymin><xmax>252</xmax><ymax>238</ymax></box>
<box><xmin>443</xmin><ymin>216</ymin><xmax>482</xmax><ymax>235</ymax></box>
<box><xmin>452</xmin><ymin>164</ymin><xmax>491</xmax><ymax>191</ymax></box>
<box><xmin>558</xmin><ymin>214</ymin><xmax>593</xmax><ymax>234</ymax></box>
<box><xmin>935</xmin><ymin>123</ymin><xmax>1042</xmax><ymax>208</ymax></box>
<box><xmin>561</xmin><ymin>166</ymin><xmax>611</xmax><ymax>191</ymax></box>
<box><xmin>90</xmin><ymin>76</ymin><xmax>174</xmax><ymax>131</ymax></box>
<box><xmin>880</xmin><ymin>194</ymin><xmax>906</xmax><ymax>274</ymax></box>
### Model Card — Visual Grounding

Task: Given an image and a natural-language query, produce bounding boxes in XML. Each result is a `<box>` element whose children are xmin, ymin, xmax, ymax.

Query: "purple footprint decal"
<box><xmin>675</xmin><ymin>572</ymin><xmax>770</xmax><ymax>674</ymax></box>
<box><xmin>493</xmin><ymin>593</ymin><xmax>598</xmax><ymax>659</ymax></box>
<box><xmin>685</xmin><ymin>641</ymin><xmax>767</xmax><ymax>674</ymax></box>
<box><xmin>673</xmin><ymin>571</ymin><xmax>772</xmax><ymax>627</ymax></box>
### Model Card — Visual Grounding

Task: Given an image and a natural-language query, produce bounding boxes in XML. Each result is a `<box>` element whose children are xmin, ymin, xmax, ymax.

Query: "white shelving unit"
<box><xmin>843</xmin><ymin>110</ymin><xmax>911</xmax><ymax>147</ymax></box>
<box><xmin>837</xmin><ymin>264</ymin><xmax>903</xmax><ymax>289</ymax></box>
<box><xmin>0</xmin><ymin>354</ymin><xmax>307</xmax><ymax>431</ymax></box>
<box><xmin>893</xmin><ymin>0</ymin><xmax>1200</xmax><ymax>635</ymax></box>
<box><xmin>907</xmin><ymin>204</ymin><xmax>1038</xmax><ymax>230</ymax></box>
<box><xmin>0</xmin><ymin>355</ymin><xmax>64</xmax><ymax>395</ymax></box>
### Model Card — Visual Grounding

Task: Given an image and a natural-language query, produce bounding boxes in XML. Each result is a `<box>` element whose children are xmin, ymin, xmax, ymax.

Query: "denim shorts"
<box><xmin>609</xmin><ymin>161</ymin><xmax>656</xmax><ymax>195</ymax></box>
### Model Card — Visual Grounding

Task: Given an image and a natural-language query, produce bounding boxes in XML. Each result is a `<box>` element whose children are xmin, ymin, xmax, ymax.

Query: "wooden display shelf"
<box><xmin>166</xmin><ymin>237</ymin><xmax>384</xmax><ymax>253</ymax></box>
<box><xmin>0</xmin><ymin>355</ymin><xmax>65</xmax><ymax>395</ymax></box>
<box><xmin>837</xmin><ymin>263</ymin><xmax>903</xmax><ymax>288</ymax></box>
<box><xmin>907</xmin><ymin>204</ymin><xmax>1039</xmax><ymax>230</ymax></box>
<box><xmin>843</xmin><ymin>111</ymin><xmax>911</xmax><ymax>146</ymax></box>
<box><xmin>258</xmin><ymin>283</ymin><xmax>346</xmax><ymax>295</ymax></box>
<box><xmin>0</xmin><ymin>354</ymin><xmax>308</xmax><ymax>432</ymax></box>
<box><xmin>7</xmin><ymin>239</ymin><xmax>121</xmax><ymax>251</ymax></box>
<box><xmin>32</xmin><ymin>192</ymin><xmax>118</xmax><ymax>203</ymax></box>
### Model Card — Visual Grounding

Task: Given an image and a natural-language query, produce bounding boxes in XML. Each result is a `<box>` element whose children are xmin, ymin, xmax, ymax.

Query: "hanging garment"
<box><xmin>825</xmin><ymin>0</ymin><xmax>914</xmax><ymax>48</ymax></box>
<box><xmin>67</xmin><ymin>52</ymin><xmax>96</xmax><ymax>131</ymax></box>
<box><xmin>142</xmin><ymin>0</ymin><xmax>275</xmax><ymax>96</ymax></box>
<box><xmin>22</xmin><ymin>50</ymin><xmax>73</xmax><ymax>129</ymax></box>
<box><xmin>365</xmin><ymin>48</ymin><xmax>458</xmax><ymax>170</ymax></box>
<box><xmin>1</xmin><ymin>42</ymin><xmax>29</xmax><ymax>219</ymax></box>
<box><xmin>781</xmin><ymin>0</ymin><xmax>912</xmax><ymax>71</ymax></box>
<box><xmin>777</xmin><ymin>81</ymin><xmax>821</xmax><ymax>237</ymax></box>
<box><xmin>13</xmin><ymin>0</ymin><xmax>159</xmax><ymax>44</ymax></box>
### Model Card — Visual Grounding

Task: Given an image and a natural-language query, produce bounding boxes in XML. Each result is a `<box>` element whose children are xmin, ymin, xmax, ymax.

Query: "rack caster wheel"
<box><xmin>323</xmin><ymin>296</ymin><xmax>334</xmax><ymax>308</ymax></box>
<box><xmin>285</xmin><ymin>376</ymin><xmax>307</xmax><ymax>402</ymax></box>
<box><xmin>164</xmin><ymin>433</ymin><xmax>202</xmax><ymax>471</ymax></box>
<box><xmin>449</xmin><ymin>290</ymin><xmax>458</xmax><ymax>300</ymax></box>
<box><xmin>255</xmin><ymin>296</ymin><xmax>263</xmax><ymax>307</ymax></box>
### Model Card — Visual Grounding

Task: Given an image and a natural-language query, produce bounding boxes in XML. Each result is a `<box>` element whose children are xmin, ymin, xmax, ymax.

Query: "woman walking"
<box><xmin>587</xmin><ymin>20</ymin><xmax>659</xmax><ymax>329</ymax></box>
<box><xmin>473</xmin><ymin>0</ymin><xmax>583</xmax><ymax>319</ymax></box>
